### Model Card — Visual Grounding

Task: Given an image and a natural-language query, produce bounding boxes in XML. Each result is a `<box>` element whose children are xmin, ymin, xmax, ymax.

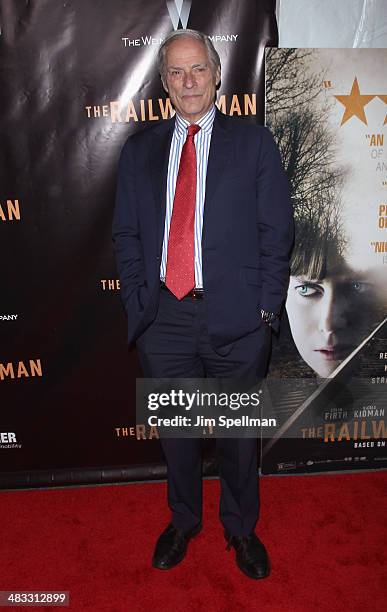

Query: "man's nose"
<box><xmin>183</xmin><ymin>71</ymin><xmax>196</xmax><ymax>88</ymax></box>
<box><xmin>318</xmin><ymin>292</ymin><xmax>347</xmax><ymax>335</ymax></box>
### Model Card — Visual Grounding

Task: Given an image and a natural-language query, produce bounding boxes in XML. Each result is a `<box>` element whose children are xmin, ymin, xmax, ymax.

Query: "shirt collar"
<box><xmin>174</xmin><ymin>105</ymin><xmax>216</xmax><ymax>139</ymax></box>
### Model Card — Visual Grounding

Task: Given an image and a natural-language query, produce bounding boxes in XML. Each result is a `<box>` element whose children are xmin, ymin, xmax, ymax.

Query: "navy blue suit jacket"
<box><xmin>112</xmin><ymin>109</ymin><xmax>294</xmax><ymax>350</ymax></box>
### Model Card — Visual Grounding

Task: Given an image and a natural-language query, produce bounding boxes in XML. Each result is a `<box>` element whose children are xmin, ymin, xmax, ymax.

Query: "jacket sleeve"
<box><xmin>112</xmin><ymin>138</ymin><xmax>145</xmax><ymax>315</ymax></box>
<box><xmin>256</xmin><ymin>127</ymin><xmax>294</xmax><ymax>330</ymax></box>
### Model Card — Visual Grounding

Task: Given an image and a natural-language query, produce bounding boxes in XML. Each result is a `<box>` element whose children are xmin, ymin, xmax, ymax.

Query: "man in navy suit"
<box><xmin>113</xmin><ymin>29</ymin><xmax>293</xmax><ymax>579</ymax></box>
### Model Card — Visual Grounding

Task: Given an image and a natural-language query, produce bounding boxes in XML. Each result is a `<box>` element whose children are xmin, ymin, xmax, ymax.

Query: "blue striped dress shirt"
<box><xmin>160</xmin><ymin>105</ymin><xmax>216</xmax><ymax>289</ymax></box>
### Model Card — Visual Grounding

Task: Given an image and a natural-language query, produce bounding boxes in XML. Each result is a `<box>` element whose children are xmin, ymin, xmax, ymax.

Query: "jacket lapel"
<box><xmin>149</xmin><ymin>118</ymin><xmax>175</xmax><ymax>254</ymax></box>
<box><xmin>202</xmin><ymin>110</ymin><xmax>233</xmax><ymax>244</ymax></box>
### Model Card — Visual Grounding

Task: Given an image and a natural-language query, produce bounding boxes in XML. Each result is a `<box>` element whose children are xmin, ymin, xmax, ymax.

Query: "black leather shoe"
<box><xmin>225</xmin><ymin>531</ymin><xmax>270</xmax><ymax>579</ymax></box>
<box><xmin>152</xmin><ymin>523</ymin><xmax>202</xmax><ymax>570</ymax></box>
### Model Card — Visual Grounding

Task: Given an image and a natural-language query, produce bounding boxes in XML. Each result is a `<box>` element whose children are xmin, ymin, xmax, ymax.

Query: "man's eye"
<box><xmin>170</xmin><ymin>70</ymin><xmax>181</xmax><ymax>76</ymax></box>
<box><xmin>295</xmin><ymin>284</ymin><xmax>320</xmax><ymax>297</ymax></box>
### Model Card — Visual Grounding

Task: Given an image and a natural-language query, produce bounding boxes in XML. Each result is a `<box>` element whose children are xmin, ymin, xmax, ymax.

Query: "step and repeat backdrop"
<box><xmin>1</xmin><ymin>1</ymin><xmax>386</xmax><ymax>487</ymax></box>
<box><xmin>0</xmin><ymin>0</ymin><xmax>277</xmax><ymax>487</ymax></box>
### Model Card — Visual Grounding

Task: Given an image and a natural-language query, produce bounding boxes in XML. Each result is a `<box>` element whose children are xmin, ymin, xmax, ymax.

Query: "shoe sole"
<box><xmin>152</xmin><ymin>524</ymin><xmax>202</xmax><ymax>570</ymax></box>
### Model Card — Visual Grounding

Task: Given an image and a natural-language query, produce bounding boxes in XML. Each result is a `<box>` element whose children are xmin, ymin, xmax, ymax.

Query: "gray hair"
<box><xmin>157</xmin><ymin>29</ymin><xmax>221</xmax><ymax>83</ymax></box>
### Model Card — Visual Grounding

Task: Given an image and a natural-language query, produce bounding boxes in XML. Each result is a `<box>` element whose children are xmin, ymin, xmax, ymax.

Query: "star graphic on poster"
<box><xmin>377</xmin><ymin>95</ymin><xmax>387</xmax><ymax>125</ymax></box>
<box><xmin>334</xmin><ymin>77</ymin><xmax>375</xmax><ymax>126</ymax></box>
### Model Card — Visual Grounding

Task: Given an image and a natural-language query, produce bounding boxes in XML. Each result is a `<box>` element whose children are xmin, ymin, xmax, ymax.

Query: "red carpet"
<box><xmin>0</xmin><ymin>471</ymin><xmax>386</xmax><ymax>611</ymax></box>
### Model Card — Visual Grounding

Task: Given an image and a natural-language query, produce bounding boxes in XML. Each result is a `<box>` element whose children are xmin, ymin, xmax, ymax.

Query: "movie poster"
<box><xmin>262</xmin><ymin>49</ymin><xmax>387</xmax><ymax>474</ymax></box>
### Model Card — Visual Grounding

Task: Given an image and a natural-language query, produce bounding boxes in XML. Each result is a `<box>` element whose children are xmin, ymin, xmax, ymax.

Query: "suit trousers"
<box><xmin>136</xmin><ymin>287</ymin><xmax>272</xmax><ymax>536</ymax></box>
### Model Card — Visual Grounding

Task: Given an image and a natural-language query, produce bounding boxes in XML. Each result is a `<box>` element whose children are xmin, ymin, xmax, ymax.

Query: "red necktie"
<box><xmin>165</xmin><ymin>124</ymin><xmax>201</xmax><ymax>300</ymax></box>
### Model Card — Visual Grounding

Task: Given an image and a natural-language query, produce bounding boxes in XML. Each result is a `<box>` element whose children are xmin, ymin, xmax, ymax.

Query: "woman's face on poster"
<box><xmin>286</xmin><ymin>265</ymin><xmax>386</xmax><ymax>378</ymax></box>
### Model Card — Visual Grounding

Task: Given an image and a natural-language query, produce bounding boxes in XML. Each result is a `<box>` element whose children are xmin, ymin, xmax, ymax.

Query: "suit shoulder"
<box><xmin>121</xmin><ymin>116</ymin><xmax>174</xmax><ymax>151</ymax></box>
<box><xmin>234</xmin><ymin>120</ymin><xmax>278</xmax><ymax>153</ymax></box>
<box><xmin>237</xmin><ymin>122</ymin><xmax>273</xmax><ymax>142</ymax></box>
<box><xmin>217</xmin><ymin>114</ymin><xmax>282</xmax><ymax>166</ymax></box>
<box><xmin>218</xmin><ymin>112</ymin><xmax>273</xmax><ymax>140</ymax></box>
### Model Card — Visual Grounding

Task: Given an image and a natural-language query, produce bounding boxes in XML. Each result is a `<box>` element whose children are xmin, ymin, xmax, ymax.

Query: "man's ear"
<box><xmin>161</xmin><ymin>75</ymin><xmax>169</xmax><ymax>93</ymax></box>
<box><xmin>215</xmin><ymin>67</ymin><xmax>221</xmax><ymax>87</ymax></box>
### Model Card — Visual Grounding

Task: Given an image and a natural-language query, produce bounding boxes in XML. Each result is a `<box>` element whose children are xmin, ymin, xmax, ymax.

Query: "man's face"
<box><xmin>163</xmin><ymin>37</ymin><xmax>220</xmax><ymax>124</ymax></box>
